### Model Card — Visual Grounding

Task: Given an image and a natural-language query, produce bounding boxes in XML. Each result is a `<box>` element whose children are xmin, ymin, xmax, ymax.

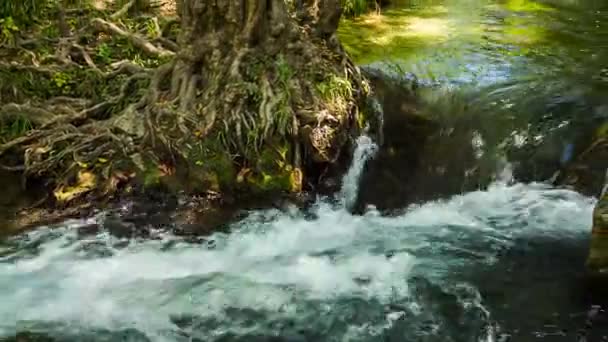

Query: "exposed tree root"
<box><xmin>0</xmin><ymin>0</ymin><xmax>373</xmax><ymax>208</ymax></box>
<box><xmin>0</xmin><ymin>104</ymin><xmax>55</xmax><ymax>126</ymax></box>
<box><xmin>91</xmin><ymin>18</ymin><xmax>174</xmax><ymax>58</ymax></box>
<box><xmin>111</xmin><ymin>0</ymin><xmax>137</xmax><ymax>20</ymax></box>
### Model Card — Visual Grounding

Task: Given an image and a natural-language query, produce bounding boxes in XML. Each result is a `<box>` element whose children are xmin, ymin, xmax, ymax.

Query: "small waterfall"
<box><xmin>340</xmin><ymin>135</ymin><xmax>378</xmax><ymax>210</ymax></box>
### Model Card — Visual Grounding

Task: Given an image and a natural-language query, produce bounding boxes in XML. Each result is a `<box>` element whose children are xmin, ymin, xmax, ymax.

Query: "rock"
<box><xmin>586</xmin><ymin>170</ymin><xmax>608</xmax><ymax>277</ymax></box>
<box><xmin>554</xmin><ymin>121</ymin><xmax>608</xmax><ymax>196</ymax></box>
<box><xmin>507</xmin><ymin>103</ymin><xmax>608</xmax><ymax>196</ymax></box>
<box><xmin>354</xmin><ymin>66</ymin><xmax>497</xmax><ymax>211</ymax></box>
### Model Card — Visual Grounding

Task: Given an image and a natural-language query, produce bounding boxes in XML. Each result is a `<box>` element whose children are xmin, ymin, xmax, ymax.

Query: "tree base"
<box><xmin>0</xmin><ymin>0</ymin><xmax>374</xmax><ymax>209</ymax></box>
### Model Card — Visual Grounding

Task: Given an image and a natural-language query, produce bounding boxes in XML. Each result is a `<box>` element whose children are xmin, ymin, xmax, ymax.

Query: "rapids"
<box><xmin>0</xmin><ymin>140</ymin><xmax>600</xmax><ymax>340</ymax></box>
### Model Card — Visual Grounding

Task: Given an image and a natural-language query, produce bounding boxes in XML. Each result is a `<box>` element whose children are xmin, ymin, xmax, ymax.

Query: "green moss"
<box><xmin>187</xmin><ymin>137</ymin><xmax>237</xmax><ymax>191</ymax></box>
<box><xmin>243</xmin><ymin>140</ymin><xmax>297</xmax><ymax>194</ymax></box>
<box><xmin>357</xmin><ymin>104</ymin><xmax>370</xmax><ymax>130</ymax></box>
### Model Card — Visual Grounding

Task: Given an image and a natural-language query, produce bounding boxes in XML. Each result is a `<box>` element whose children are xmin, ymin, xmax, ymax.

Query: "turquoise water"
<box><xmin>0</xmin><ymin>181</ymin><xmax>598</xmax><ymax>341</ymax></box>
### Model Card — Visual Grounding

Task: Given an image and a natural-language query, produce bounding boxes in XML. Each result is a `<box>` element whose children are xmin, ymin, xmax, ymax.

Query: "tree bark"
<box><xmin>136</xmin><ymin>0</ymin><xmax>368</xmax><ymax>192</ymax></box>
<box><xmin>0</xmin><ymin>0</ymin><xmax>370</xmax><ymax>204</ymax></box>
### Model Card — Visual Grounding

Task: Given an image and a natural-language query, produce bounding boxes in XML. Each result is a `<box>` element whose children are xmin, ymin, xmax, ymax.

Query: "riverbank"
<box><xmin>0</xmin><ymin>0</ymin><xmax>383</xmax><ymax>234</ymax></box>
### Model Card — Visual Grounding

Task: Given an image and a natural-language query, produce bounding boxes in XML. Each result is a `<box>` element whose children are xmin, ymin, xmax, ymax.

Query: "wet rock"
<box><xmin>103</xmin><ymin>216</ymin><xmax>142</xmax><ymax>239</ymax></box>
<box><xmin>586</xmin><ymin>172</ymin><xmax>608</xmax><ymax>279</ymax></box>
<box><xmin>354</xmin><ymin>67</ymin><xmax>498</xmax><ymax>211</ymax></box>
<box><xmin>555</xmin><ymin>134</ymin><xmax>608</xmax><ymax>197</ymax></box>
<box><xmin>505</xmin><ymin>113</ymin><xmax>608</xmax><ymax>196</ymax></box>
<box><xmin>0</xmin><ymin>171</ymin><xmax>48</xmax><ymax>235</ymax></box>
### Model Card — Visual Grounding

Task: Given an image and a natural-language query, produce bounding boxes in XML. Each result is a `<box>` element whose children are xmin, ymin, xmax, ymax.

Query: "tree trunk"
<box><xmin>0</xmin><ymin>0</ymin><xmax>372</xmax><ymax>204</ymax></box>
<box><xmin>138</xmin><ymin>0</ymin><xmax>369</xmax><ymax>193</ymax></box>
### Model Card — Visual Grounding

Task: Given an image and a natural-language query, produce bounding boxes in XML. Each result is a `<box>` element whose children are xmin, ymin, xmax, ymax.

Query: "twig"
<box><xmin>0</xmin><ymin>164</ymin><xmax>25</xmax><ymax>171</ymax></box>
<box><xmin>71</xmin><ymin>44</ymin><xmax>102</xmax><ymax>73</ymax></box>
<box><xmin>110</xmin><ymin>0</ymin><xmax>137</xmax><ymax>20</ymax></box>
<box><xmin>154</xmin><ymin>37</ymin><xmax>179</xmax><ymax>52</ymax></box>
<box><xmin>0</xmin><ymin>132</ymin><xmax>44</xmax><ymax>156</ymax></box>
<box><xmin>108</xmin><ymin>60</ymin><xmax>149</xmax><ymax>76</ymax></box>
<box><xmin>91</xmin><ymin>18</ymin><xmax>175</xmax><ymax>58</ymax></box>
<box><xmin>46</xmin><ymin>97</ymin><xmax>93</xmax><ymax>108</ymax></box>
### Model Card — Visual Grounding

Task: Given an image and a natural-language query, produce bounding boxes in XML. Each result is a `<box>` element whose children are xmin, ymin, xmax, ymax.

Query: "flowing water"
<box><xmin>339</xmin><ymin>0</ymin><xmax>608</xmax><ymax>179</ymax></box>
<box><xmin>3</xmin><ymin>0</ymin><xmax>608</xmax><ymax>341</ymax></box>
<box><xmin>0</xmin><ymin>140</ymin><xmax>604</xmax><ymax>341</ymax></box>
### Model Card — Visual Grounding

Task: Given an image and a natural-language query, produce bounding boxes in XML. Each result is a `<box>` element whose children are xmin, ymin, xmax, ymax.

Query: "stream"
<box><xmin>3</xmin><ymin>0</ymin><xmax>608</xmax><ymax>341</ymax></box>
<box><xmin>0</xmin><ymin>140</ymin><xmax>601</xmax><ymax>341</ymax></box>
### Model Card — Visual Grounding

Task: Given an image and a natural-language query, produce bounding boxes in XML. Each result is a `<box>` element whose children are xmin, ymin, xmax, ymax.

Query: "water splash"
<box><xmin>340</xmin><ymin>135</ymin><xmax>378</xmax><ymax>210</ymax></box>
<box><xmin>0</xmin><ymin>181</ymin><xmax>594</xmax><ymax>341</ymax></box>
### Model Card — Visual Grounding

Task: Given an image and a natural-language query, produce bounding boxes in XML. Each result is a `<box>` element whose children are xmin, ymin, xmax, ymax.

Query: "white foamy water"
<box><xmin>0</xmin><ymin>181</ymin><xmax>595</xmax><ymax>341</ymax></box>
<box><xmin>341</xmin><ymin>135</ymin><xmax>378</xmax><ymax>210</ymax></box>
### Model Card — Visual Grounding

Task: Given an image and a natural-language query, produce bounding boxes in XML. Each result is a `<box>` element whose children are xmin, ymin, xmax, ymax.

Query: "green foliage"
<box><xmin>188</xmin><ymin>139</ymin><xmax>237</xmax><ymax>190</ymax></box>
<box><xmin>96</xmin><ymin>43</ymin><xmax>113</xmax><ymax>64</ymax></box>
<box><xmin>232</xmin><ymin>54</ymin><xmax>297</xmax><ymax>156</ymax></box>
<box><xmin>0</xmin><ymin>0</ymin><xmax>51</xmax><ymax>25</ymax></box>
<box><xmin>142</xmin><ymin>165</ymin><xmax>161</xmax><ymax>187</ymax></box>
<box><xmin>96</xmin><ymin>37</ymin><xmax>167</xmax><ymax>68</ymax></box>
<box><xmin>342</xmin><ymin>0</ymin><xmax>377</xmax><ymax>17</ymax></box>
<box><xmin>316</xmin><ymin>74</ymin><xmax>353</xmax><ymax>100</ymax></box>
<box><xmin>0</xmin><ymin>17</ymin><xmax>19</xmax><ymax>45</ymax></box>
<box><xmin>274</xmin><ymin>55</ymin><xmax>294</xmax><ymax>136</ymax></box>
<box><xmin>246</xmin><ymin>142</ymin><xmax>295</xmax><ymax>193</ymax></box>
<box><xmin>0</xmin><ymin>66</ymin><xmax>130</xmax><ymax>106</ymax></box>
<box><xmin>144</xmin><ymin>18</ymin><xmax>159</xmax><ymax>38</ymax></box>
<box><xmin>0</xmin><ymin>116</ymin><xmax>32</xmax><ymax>143</ymax></box>
<box><xmin>52</xmin><ymin>72</ymin><xmax>72</xmax><ymax>93</ymax></box>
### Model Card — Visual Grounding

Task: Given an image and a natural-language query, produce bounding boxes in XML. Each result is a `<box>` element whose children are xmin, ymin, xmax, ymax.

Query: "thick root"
<box><xmin>0</xmin><ymin>0</ymin><xmax>372</xmax><ymax>208</ymax></box>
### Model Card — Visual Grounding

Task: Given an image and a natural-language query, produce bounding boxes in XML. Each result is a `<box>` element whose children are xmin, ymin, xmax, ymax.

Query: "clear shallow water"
<box><xmin>0</xmin><ymin>179</ymin><xmax>599</xmax><ymax>341</ymax></box>
<box><xmin>339</xmin><ymin>0</ymin><xmax>608</xmax><ymax>157</ymax></box>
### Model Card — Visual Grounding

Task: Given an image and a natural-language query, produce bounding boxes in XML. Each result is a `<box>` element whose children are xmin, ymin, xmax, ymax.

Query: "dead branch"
<box><xmin>71</xmin><ymin>44</ymin><xmax>102</xmax><ymax>73</ymax></box>
<box><xmin>91</xmin><ymin>18</ymin><xmax>175</xmax><ymax>58</ymax></box>
<box><xmin>109</xmin><ymin>60</ymin><xmax>149</xmax><ymax>76</ymax></box>
<box><xmin>154</xmin><ymin>37</ymin><xmax>178</xmax><ymax>52</ymax></box>
<box><xmin>46</xmin><ymin>97</ymin><xmax>93</xmax><ymax>109</ymax></box>
<box><xmin>110</xmin><ymin>0</ymin><xmax>137</xmax><ymax>20</ymax></box>
<box><xmin>0</xmin><ymin>132</ymin><xmax>44</xmax><ymax>156</ymax></box>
